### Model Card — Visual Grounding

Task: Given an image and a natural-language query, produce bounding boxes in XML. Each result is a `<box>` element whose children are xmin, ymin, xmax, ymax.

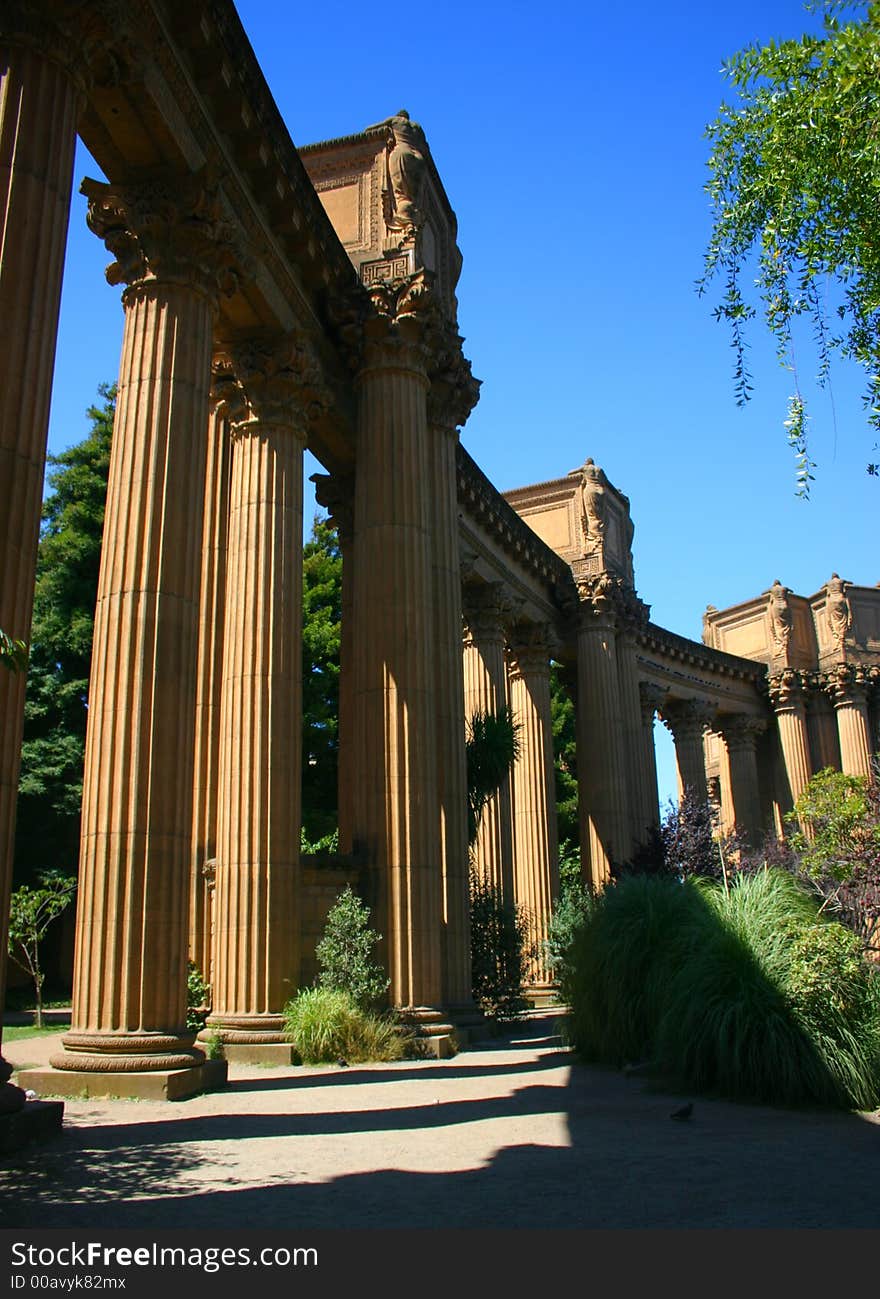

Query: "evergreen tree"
<box><xmin>549</xmin><ymin>661</ymin><xmax>578</xmax><ymax>851</ymax></box>
<box><xmin>14</xmin><ymin>385</ymin><xmax>114</xmax><ymax>883</ymax></box>
<box><xmin>301</xmin><ymin>515</ymin><xmax>342</xmax><ymax>842</ymax></box>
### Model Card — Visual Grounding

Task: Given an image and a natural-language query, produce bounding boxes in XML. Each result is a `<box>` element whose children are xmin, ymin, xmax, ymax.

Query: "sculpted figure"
<box><xmin>767</xmin><ymin>579</ymin><xmax>793</xmax><ymax>658</ymax></box>
<box><xmin>366</xmin><ymin>109</ymin><xmax>427</xmax><ymax>235</ymax></box>
<box><xmin>825</xmin><ymin>572</ymin><xmax>852</xmax><ymax>648</ymax></box>
<box><xmin>580</xmin><ymin>458</ymin><xmax>607</xmax><ymax>543</ymax></box>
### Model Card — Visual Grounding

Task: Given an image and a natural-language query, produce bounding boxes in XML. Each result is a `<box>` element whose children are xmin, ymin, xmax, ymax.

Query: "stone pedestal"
<box><xmin>462</xmin><ymin>583</ymin><xmax>515</xmax><ymax>901</ymax></box>
<box><xmin>0</xmin><ymin>33</ymin><xmax>79</xmax><ymax>1098</ymax></box>
<box><xmin>205</xmin><ymin>341</ymin><xmax>311</xmax><ymax>1048</ymax></box>
<box><xmin>350</xmin><ymin>308</ymin><xmax>443</xmax><ymax>1011</ymax></box>
<box><xmin>509</xmin><ymin>624</ymin><xmax>558</xmax><ymax>985</ymax></box>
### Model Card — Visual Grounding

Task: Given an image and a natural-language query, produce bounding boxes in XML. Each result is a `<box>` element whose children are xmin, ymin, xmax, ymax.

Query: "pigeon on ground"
<box><xmin>670</xmin><ymin>1102</ymin><xmax>693</xmax><ymax>1121</ymax></box>
<box><xmin>336</xmin><ymin>1058</ymin><xmax>348</xmax><ymax>1068</ymax></box>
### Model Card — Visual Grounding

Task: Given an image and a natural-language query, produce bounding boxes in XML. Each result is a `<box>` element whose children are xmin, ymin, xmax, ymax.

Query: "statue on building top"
<box><xmin>825</xmin><ymin>572</ymin><xmax>853</xmax><ymax>650</ymax></box>
<box><xmin>767</xmin><ymin>579</ymin><xmax>793</xmax><ymax>659</ymax></box>
<box><xmin>365</xmin><ymin>109</ymin><xmax>427</xmax><ymax>239</ymax></box>
<box><xmin>579</xmin><ymin>458</ymin><xmax>607</xmax><ymax>545</ymax></box>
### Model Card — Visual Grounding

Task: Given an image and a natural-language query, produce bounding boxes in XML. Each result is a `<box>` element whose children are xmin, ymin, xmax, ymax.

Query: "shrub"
<box><xmin>315</xmin><ymin>885</ymin><xmax>389</xmax><ymax>1011</ymax></box>
<box><xmin>544</xmin><ymin>878</ymin><xmax>593</xmax><ymax>1006</ymax></box>
<box><xmin>283</xmin><ymin>987</ymin><xmax>406</xmax><ymax>1064</ymax></box>
<box><xmin>566</xmin><ymin>868</ymin><xmax>880</xmax><ymax>1109</ymax></box>
<box><xmin>186</xmin><ymin>962</ymin><xmax>210</xmax><ymax>1032</ymax></box>
<box><xmin>469</xmin><ymin>869</ymin><xmax>530</xmax><ymax>1021</ymax></box>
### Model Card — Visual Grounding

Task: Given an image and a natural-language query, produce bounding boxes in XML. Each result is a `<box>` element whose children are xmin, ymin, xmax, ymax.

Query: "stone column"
<box><xmin>205</xmin><ymin>337</ymin><xmax>319</xmax><ymax>1049</ymax></box>
<box><xmin>0</xmin><ymin>23</ymin><xmax>82</xmax><ymax>1094</ymax></box>
<box><xmin>717</xmin><ymin>715</ymin><xmax>766</xmax><ymax>845</ymax></box>
<box><xmin>826</xmin><ymin>666</ymin><xmax>873</xmax><ymax>778</ymax></box>
<box><xmin>428</xmin><ymin>358</ymin><xmax>479</xmax><ymax>1010</ymax></box>
<box><xmin>462</xmin><ymin>582</ymin><xmax>515</xmax><ymax>902</ymax></box>
<box><xmin>768</xmin><ymin>670</ymin><xmax>813</xmax><ymax>809</ymax></box>
<box><xmin>312</xmin><ymin>474</ymin><xmax>354</xmax><ymax>856</ymax></box>
<box><xmin>662</xmin><ymin>697</ymin><xmax>715</xmax><ymax>805</ymax></box>
<box><xmin>508</xmin><ymin>623</ymin><xmax>559</xmax><ymax>988</ymax></box>
<box><xmin>574</xmin><ymin>577</ymin><xmax>630</xmax><ymax>888</ymax></box>
<box><xmin>349</xmin><ymin>278</ymin><xmax>444</xmax><ymax>1013</ymax></box>
<box><xmin>51</xmin><ymin>177</ymin><xmax>237</xmax><ymax>1085</ymax></box>
<box><xmin>615</xmin><ymin>604</ymin><xmax>651</xmax><ymax>851</ymax></box>
<box><xmin>638</xmin><ymin>682</ymin><xmax>665</xmax><ymax>831</ymax></box>
<box><xmin>189</xmin><ymin>400</ymin><xmax>230</xmax><ymax>984</ymax></box>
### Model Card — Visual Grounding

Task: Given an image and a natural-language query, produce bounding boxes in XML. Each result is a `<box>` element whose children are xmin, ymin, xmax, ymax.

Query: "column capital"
<box><xmin>717</xmin><ymin>714</ymin><xmax>767</xmax><ymax>752</ymax></box>
<box><xmin>462</xmin><ymin>581</ymin><xmax>518</xmax><ymax>647</ymax></box>
<box><xmin>822</xmin><ymin>662</ymin><xmax>869</xmax><ymax>709</ymax></box>
<box><xmin>3</xmin><ymin>0</ymin><xmax>131</xmax><ymax>95</ymax></box>
<box><xmin>213</xmin><ymin>334</ymin><xmax>328</xmax><ymax>441</ymax></box>
<box><xmin>661</xmin><ymin>696</ymin><xmax>717</xmax><ymax>742</ymax></box>
<box><xmin>767</xmin><ymin>667</ymin><xmax>808</xmax><ymax>714</ymax></box>
<box><xmin>638</xmin><ymin>680</ymin><xmax>667</xmax><ymax>726</ymax></box>
<box><xmin>82</xmin><ymin>172</ymin><xmax>242</xmax><ymax>304</ymax></box>
<box><xmin>311</xmin><ymin>473</ymin><xmax>354</xmax><ymax>546</ymax></box>
<box><xmin>426</xmin><ymin>332</ymin><xmax>481</xmax><ymax>431</ymax></box>
<box><xmin>575</xmin><ymin>572</ymin><xmax>648</xmax><ymax>631</ymax></box>
<box><xmin>507</xmin><ymin>621</ymin><xmax>555</xmax><ymax>681</ymax></box>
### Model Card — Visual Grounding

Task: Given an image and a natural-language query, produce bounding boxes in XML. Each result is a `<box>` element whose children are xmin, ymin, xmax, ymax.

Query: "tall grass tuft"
<box><xmin>567</xmin><ymin>869</ymin><xmax>880</xmax><ymax>1109</ymax></box>
<box><xmin>283</xmin><ymin>987</ymin><xmax>407</xmax><ymax>1064</ymax></box>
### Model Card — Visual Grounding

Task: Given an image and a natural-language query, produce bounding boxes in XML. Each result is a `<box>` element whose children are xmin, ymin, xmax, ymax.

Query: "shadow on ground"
<box><xmin>1</xmin><ymin>1015</ymin><xmax>878</xmax><ymax>1230</ymax></box>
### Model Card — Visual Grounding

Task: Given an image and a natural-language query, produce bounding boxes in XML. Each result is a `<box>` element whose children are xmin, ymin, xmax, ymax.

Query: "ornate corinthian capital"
<box><xmin>507</xmin><ymin>622</ymin><xmax>555</xmax><ymax>681</ymax></box>
<box><xmin>638</xmin><ymin>681</ymin><xmax>667</xmax><ymax>727</ymax></box>
<box><xmin>717</xmin><ymin>714</ymin><xmax>767</xmax><ymax>751</ymax></box>
<box><xmin>216</xmin><ymin>334</ymin><xmax>329</xmax><ymax>439</ymax></box>
<box><xmin>767</xmin><ymin>667</ymin><xmax>807</xmax><ymax>713</ymax></box>
<box><xmin>311</xmin><ymin>473</ymin><xmax>354</xmax><ymax>545</ymax></box>
<box><xmin>462</xmin><ymin>582</ymin><xmax>516</xmax><ymax>646</ymax></box>
<box><xmin>82</xmin><ymin>172</ymin><xmax>242</xmax><ymax>302</ymax></box>
<box><xmin>661</xmin><ymin>697</ymin><xmax>716</xmax><ymax>742</ymax></box>
<box><xmin>822</xmin><ymin>662</ymin><xmax>869</xmax><ymax>709</ymax></box>
<box><xmin>575</xmin><ymin>572</ymin><xmax>648</xmax><ymax>630</ymax></box>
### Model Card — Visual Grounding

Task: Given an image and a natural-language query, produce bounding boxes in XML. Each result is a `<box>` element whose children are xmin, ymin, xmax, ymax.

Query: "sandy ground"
<box><xmin>1</xmin><ymin>1014</ymin><xmax>879</xmax><ymax>1230</ymax></box>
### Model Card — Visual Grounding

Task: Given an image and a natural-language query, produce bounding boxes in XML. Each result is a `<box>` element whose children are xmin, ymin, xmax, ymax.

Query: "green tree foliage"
<box><xmin>0</xmin><ymin>630</ymin><xmax>28</xmax><ymax>673</ymax></box>
<box><xmin>549</xmin><ymin>661</ymin><xmax>578</xmax><ymax>850</ymax></box>
<box><xmin>7</xmin><ymin>873</ymin><xmax>76</xmax><ymax>1026</ymax></box>
<box><xmin>14</xmin><ymin>386</ymin><xmax>114</xmax><ymax>883</ymax></box>
<box><xmin>301</xmin><ymin>515</ymin><xmax>342</xmax><ymax>842</ymax></box>
<box><xmin>315</xmin><ymin>885</ymin><xmax>390</xmax><ymax>1011</ymax></box>
<box><xmin>465</xmin><ymin>705</ymin><xmax>520</xmax><ymax>848</ymax></box>
<box><xmin>700</xmin><ymin>1</ymin><xmax>880</xmax><ymax>488</ymax></box>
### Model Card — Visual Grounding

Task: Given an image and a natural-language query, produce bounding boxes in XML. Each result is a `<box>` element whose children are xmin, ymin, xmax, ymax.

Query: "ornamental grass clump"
<box><xmin>566</xmin><ymin>869</ymin><xmax>880</xmax><ymax>1110</ymax></box>
<box><xmin>282</xmin><ymin>987</ymin><xmax>406</xmax><ymax>1065</ymax></box>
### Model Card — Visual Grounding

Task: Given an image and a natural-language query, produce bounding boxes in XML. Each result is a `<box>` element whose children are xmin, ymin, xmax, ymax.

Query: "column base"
<box><xmin>522</xmin><ymin>981</ymin><xmax>560</xmax><ymax>1009</ymax></box>
<box><xmin>53</xmin><ymin>1030</ymin><xmax>204</xmax><ymax>1073</ymax></box>
<box><xmin>397</xmin><ymin>1007</ymin><xmax>459</xmax><ymax>1059</ymax></box>
<box><xmin>203</xmin><ymin>1012</ymin><xmax>288</xmax><ymax>1044</ymax></box>
<box><xmin>17</xmin><ymin>1060</ymin><xmax>227</xmax><ymax>1102</ymax></box>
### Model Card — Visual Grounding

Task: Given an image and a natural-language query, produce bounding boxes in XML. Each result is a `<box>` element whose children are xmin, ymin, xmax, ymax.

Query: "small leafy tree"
<box><xmin>465</xmin><ymin>705</ymin><xmax>520</xmax><ymax>849</ymax></box>
<box><xmin>7</xmin><ymin>873</ymin><xmax>76</xmax><ymax>1026</ymax></box>
<box><xmin>315</xmin><ymin>885</ymin><xmax>389</xmax><ymax>1011</ymax></box>
<box><xmin>0</xmin><ymin>630</ymin><xmax>28</xmax><ymax>673</ymax></box>
<box><xmin>186</xmin><ymin>961</ymin><xmax>210</xmax><ymax>1032</ymax></box>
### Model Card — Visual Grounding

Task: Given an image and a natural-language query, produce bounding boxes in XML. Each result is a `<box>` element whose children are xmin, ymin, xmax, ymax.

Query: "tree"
<box><xmin>315</xmin><ymin>885</ymin><xmax>389</xmax><ymax>1010</ymax></box>
<box><xmin>465</xmin><ymin>705</ymin><xmax>520</xmax><ymax>849</ymax></box>
<box><xmin>301</xmin><ymin>515</ymin><xmax>342</xmax><ymax>843</ymax></box>
<box><xmin>700</xmin><ymin>1</ymin><xmax>880</xmax><ymax>490</ymax></box>
<box><xmin>14</xmin><ymin>386</ymin><xmax>114</xmax><ymax>884</ymax></box>
<box><xmin>7</xmin><ymin>873</ymin><xmax>76</xmax><ymax>1026</ymax></box>
<box><xmin>0</xmin><ymin>630</ymin><xmax>28</xmax><ymax>674</ymax></box>
<box><xmin>549</xmin><ymin>661</ymin><xmax>579</xmax><ymax>850</ymax></box>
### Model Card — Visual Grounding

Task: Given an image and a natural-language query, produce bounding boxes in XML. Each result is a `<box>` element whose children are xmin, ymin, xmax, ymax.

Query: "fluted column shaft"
<box><xmin>189</xmin><ymin>407</ymin><xmax>230</xmax><ymax>983</ymax></box>
<box><xmin>835</xmin><ymin>697</ymin><xmax>873</xmax><ymax>778</ymax></box>
<box><xmin>351</xmin><ymin>341</ymin><xmax>442</xmax><ymax>1010</ymax></box>
<box><xmin>430</xmin><ymin>422</ymin><xmax>471</xmax><ymax>1007</ymax></box>
<box><xmin>60</xmin><ymin>279</ymin><xmax>214</xmax><ymax>1071</ymax></box>
<box><xmin>663</xmin><ymin>701</ymin><xmax>712</xmax><ymax>805</ymax></box>
<box><xmin>616</xmin><ymin>630</ymin><xmax>650</xmax><ymax>851</ymax></box>
<box><xmin>769</xmin><ymin>673</ymin><xmax>812</xmax><ymax>809</ymax></box>
<box><xmin>719</xmin><ymin>718</ymin><xmax>764</xmax><ymax>845</ymax></box>
<box><xmin>206</xmin><ymin>416</ymin><xmax>304</xmax><ymax>1041</ymax></box>
<box><xmin>462</xmin><ymin>599</ymin><xmax>515</xmax><ymax>902</ymax></box>
<box><xmin>638</xmin><ymin>683</ymin><xmax>664</xmax><ymax>832</ymax></box>
<box><xmin>0</xmin><ymin>39</ymin><xmax>79</xmax><ymax>1071</ymax></box>
<box><xmin>575</xmin><ymin>612</ymin><xmax>629</xmax><ymax>888</ymax></box>
<box><xmin>509</xmin><ymin>636</ymin><xmax>558</xmax><ymax>985</ymax></box>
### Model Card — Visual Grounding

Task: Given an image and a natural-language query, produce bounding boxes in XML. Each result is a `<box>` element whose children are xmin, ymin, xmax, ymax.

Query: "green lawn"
<box><xmin>2</xmin><ymin>1025</ymin><xmax>67</xmax><ymax>1042</ymax></box>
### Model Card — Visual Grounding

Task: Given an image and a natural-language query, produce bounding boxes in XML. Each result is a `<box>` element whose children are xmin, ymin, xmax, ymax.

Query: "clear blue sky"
<box><xmin>47</xmin><ymin>1</ymin><xmax>877</xmax><ymax>804</ymax></box>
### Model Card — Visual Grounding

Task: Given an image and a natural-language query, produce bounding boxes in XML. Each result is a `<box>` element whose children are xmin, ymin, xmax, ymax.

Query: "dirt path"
<box><xmin>2</xmin><ymin>1015</ymin><xmax>879</xmax><ymax>1229</ymax></box>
